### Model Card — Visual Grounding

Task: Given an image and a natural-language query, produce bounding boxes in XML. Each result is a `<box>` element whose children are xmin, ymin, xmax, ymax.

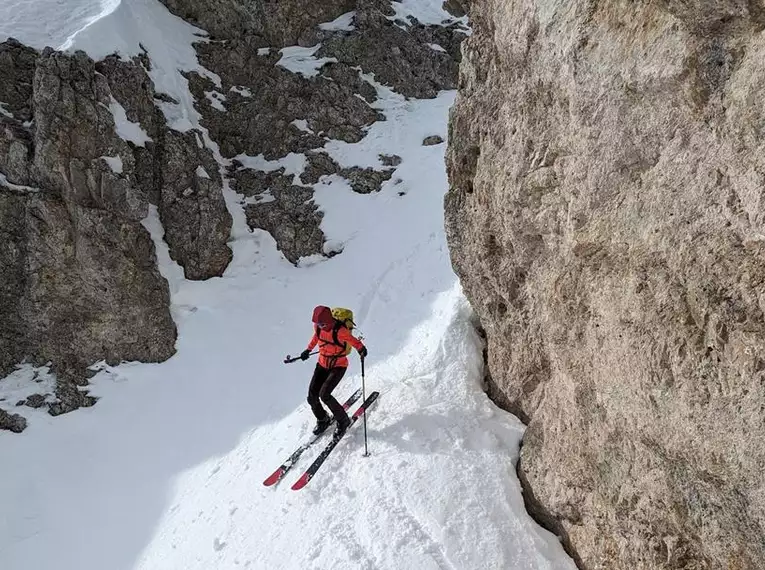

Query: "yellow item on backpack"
<box><xmin>331</xmin><ymin>307</ymin><xmax>355</xmax><ymax>355</ymax></box>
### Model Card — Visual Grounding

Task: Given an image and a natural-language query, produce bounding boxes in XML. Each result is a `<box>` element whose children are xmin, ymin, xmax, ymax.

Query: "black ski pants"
<box><xmin>307</xmin><ymin>364</ymin><xmax>348</xmax><ymax>423</ymax></box>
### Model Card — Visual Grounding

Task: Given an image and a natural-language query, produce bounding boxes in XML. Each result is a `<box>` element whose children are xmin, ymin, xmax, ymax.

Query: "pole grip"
<box><xmin>283</xmin><ymin>350</ymin><xmax>318</xmax><ymax>364</ymax></box>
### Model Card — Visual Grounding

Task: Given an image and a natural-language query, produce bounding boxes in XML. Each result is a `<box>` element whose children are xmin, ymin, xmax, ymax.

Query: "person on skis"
<box><xmin>300</xmin><ymin>305</ymin><xmax>367</xmax><ymax>436</ymax></box>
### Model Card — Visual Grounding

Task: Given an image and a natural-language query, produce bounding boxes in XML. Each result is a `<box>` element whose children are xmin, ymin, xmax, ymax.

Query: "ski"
<box><xmin>263</xmin><ymin>388</ymin><xmax>362</xmax><ymax>487</ymax></box>
<box><xmin>291</xmin><ymin>390</ymin><xmax>380</xmax><ymax>491</ymax></box>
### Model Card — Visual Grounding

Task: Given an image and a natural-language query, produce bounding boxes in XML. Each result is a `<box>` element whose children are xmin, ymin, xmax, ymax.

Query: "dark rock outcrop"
<box><xmin>422</xmin><ymin>135</ymin><xmax>443</xmax><ymax>146</ymax></box>
<box><xmin>159</xmin><ymin>130</ymin><xmax>233</xmax><ymax>279</ymax></box>
<box><xmin>0</xmin><ymin>39</ymin><xmax>37</xmax><ymax>121</ymax></box>
<box><xmin>318</xmin><ymin>7</ymin><xmax>466</xmax><ymax>99</ymax></box>
<box><xmin>186</xmin><ymin>40</ymin><xmax>381</xmax><ymax>160</ymax></box>
<box><xmin>159</xmin><ymin>0</ymin><xmax>355</xmax><ymax>47</ymax></box>
<box><xmin>94</xmin><ymin>53</ymin><xmax>233</xmax><ymax>278</ymax></box>
<box><xmin>442</xmin><ymin>0</ymin><xmax>468</xmax><ymax>19</ymax></box>
<box><xmin>230</xmin><ymin>167</ymin><xmax>324</xmax><ymax>264</ymax></box>
<box><xmin>181</xmin><ymin>3</ymin><xmax>465</xmax><ymax>263</ymax></box>
<box><xmin>379</xmin><ymin>153</ymin><xmax>401</xmax><ymax>167</ymax></box>
<box><xmin>0</xmin><ymin>41</ymin><xmax>234</xmax><ymax>425</ymax></box>
<box><xmin>301</xmin><ymin>151</ymin><xmax>394</xmax><ymax>193</ymax></box>
<box><xmin>0</xmin><ymin>408</ymin><xmax>27</xmax><ymax>433</ymax></box>
<box><xmin>0</xmin><ymin>46</ymin><xmax>179</xmax><ymax>415</ymax></box>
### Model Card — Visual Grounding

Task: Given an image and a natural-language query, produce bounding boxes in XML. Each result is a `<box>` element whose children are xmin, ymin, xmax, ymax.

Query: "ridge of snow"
<box><xmin>107</xmin><ymin>97</ymin><xmax>152</xmax><ymax>147</ymax></box>
<box><xmin>319</xmin><ymin>11</ymin><xmax>356</xmax><ymax>32</ymax></box>
<box><xmin>232</xmin><ymin>152</ymin><xmax>308</xmax><ymax>184</ymax></box>
<box><xmin>0</xmin><ymin>172</ymin><xmax>39</xmax><ymax>193</ymax></box>
<box><xmin>277</xmin><ymin>45</ymin><xmax>337</xmax><ymax>78</ymax></box>
<box><xmin>229</xmin><ymin>86</ymin><xmax>252</xmax><ymax>98</ymax></box>
<box><xmin>101</xmin><ymin>154</ymin><xmax>124</xmax><ymax>174</ymax></box>
<box><xmin>290</xmin><ymin>119</ymin><xmax>314</xmax><ymax>134</ymax></box>
<box><xmin>140</xmin><ymin>204</ymin><xmax>185</xmax><ymax>307</ymax></box>
<box><xmin>205</xmin><ymin>90</ymin><xmax>226</xmax><ymax>112</ymax></box>
<box><xmin>389</xmin><ymin>0</ymin><xmax>470</xmax><ymax>30</ymax></box>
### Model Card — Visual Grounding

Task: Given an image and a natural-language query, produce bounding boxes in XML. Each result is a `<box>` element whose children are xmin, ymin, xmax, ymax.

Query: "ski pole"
<box><xmin>361</xmin><ymin>356</ymin><xmax>369</xmax><ymax>457</ymax></box>
<box><xmin>283</xmin><ymin>351</ymin><xmax>318</xmax><ymax>364</ymax></box>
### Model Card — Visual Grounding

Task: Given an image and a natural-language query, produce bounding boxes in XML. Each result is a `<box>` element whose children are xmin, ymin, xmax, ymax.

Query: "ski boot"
<box><xmin>334</xmin><ymin>414</ymin><xmax>351</xmax><ymax>437</ymax></box>
<box><xmin>312</xmin><ymin>417</ymin><xmax>331</xmax><ymax>435</ymax></box>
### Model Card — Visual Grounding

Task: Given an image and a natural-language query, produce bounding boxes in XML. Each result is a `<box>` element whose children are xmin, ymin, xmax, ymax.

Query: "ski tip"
<box><xmin>263</xmin><ymin>468</ymin><xmax>285</xmax><ymax>487</ymax></box>
<box><xmin>291</xmin><ymin>473</ymin><xmax>310</xmax><ymax>491</ymax></box>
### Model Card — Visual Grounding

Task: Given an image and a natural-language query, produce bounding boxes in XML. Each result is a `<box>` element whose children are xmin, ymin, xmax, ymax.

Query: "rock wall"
<box><xmin>0</xmin><ymin>40</ymin><xmax>233</xmax><ymax>417</ymax></box>
<box><xmin>445</xmin><ymin>0</ymin><xmax>765</xmax><ymax>568</ymax></box>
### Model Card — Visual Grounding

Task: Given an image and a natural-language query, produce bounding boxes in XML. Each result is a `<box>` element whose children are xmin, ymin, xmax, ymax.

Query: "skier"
<box><xmin>300</xmin><ymin>305</ymin><xmax>367</xmax><ymax>436</ymax></box>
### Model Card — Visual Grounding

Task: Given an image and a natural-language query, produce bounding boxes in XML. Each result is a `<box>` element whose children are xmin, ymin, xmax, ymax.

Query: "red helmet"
<box><xmin>312</xmin><ymin>306</ymin><xmax>334</xmax><ymax>327</ymax></box>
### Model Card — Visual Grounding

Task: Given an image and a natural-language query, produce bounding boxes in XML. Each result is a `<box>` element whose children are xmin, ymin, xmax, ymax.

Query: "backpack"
<box><xmin>316</xmin><ymin>307</ymin><xmax>355</xmax><ymax>356</ymax></box>
<box><xmin>331</xmin><ymin>307</ymin><xmax>355</xmax><ymax>356</ymax></box>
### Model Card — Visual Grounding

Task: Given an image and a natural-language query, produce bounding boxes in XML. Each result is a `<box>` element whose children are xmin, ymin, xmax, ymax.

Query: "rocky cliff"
<box><xmin>0</xmin><ymin>40</ymin><xmax>234</xmax><ymax>418</ymax></box>
<box><xmin>445</xmin><ymin>0</ymin><xmax>765</xmax><ymax>568</ymax></box>
<box><xmin>1</xmin><ymin>41</ymin><xmax>179</xmax><ymax>416</ymax></box>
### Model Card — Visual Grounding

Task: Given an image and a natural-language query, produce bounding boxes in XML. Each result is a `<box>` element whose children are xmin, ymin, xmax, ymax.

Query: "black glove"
<box><xmin>358</xmin><ymin>346</ymin><xmax>368</xmax><ymax>359</ymax></box>
<box><xmin>300</xmin><ymin>349</ymin><xmax>311</xmax><ymax>361</ymax></box>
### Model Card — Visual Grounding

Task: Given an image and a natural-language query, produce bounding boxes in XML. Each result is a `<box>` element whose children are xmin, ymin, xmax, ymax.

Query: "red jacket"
<box><xmin>307</xmin><ymin>323</ymin><xmax>365</xmax><ymax>369</ymax></box>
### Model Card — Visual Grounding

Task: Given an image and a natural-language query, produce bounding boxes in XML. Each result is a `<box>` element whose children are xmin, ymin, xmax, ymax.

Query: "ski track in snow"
<box><xmin>0</xmin><ymin>2</ymin><xmax>576</xmax><ymax>570</ymax></box>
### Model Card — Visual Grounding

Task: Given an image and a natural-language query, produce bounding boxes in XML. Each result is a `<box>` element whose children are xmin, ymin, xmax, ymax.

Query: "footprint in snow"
<box><xmin>213</xmin><ymin>537</ymin><xmax>227</xmax><ymax>552</ymax></box>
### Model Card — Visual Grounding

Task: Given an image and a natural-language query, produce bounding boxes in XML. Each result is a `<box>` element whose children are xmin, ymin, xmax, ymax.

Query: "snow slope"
<box><xmin>0</xmin><ymin>0</ymin><xmax>114</xmax><ymax>49</ymax></box>
<box><xmin>0</xmin><ymin>2</ymin><xmax>576</xmax><ymax>570</ymax></box>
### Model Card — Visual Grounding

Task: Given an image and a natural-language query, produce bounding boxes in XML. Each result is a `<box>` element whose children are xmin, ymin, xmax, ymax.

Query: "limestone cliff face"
<box><xmin>445</xmin><ymin>0</ymin><xmax>765</xmax><ymax>567</ymax></box>
<box><xmin>0</xmin><ymin>41</ymin><xmax>233</xmax><ymax>416</ymax></box>
<box><xmin>1</xmin><ymin>43</ymin><xmax>177</xmax><ymax>413</ymax></box>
